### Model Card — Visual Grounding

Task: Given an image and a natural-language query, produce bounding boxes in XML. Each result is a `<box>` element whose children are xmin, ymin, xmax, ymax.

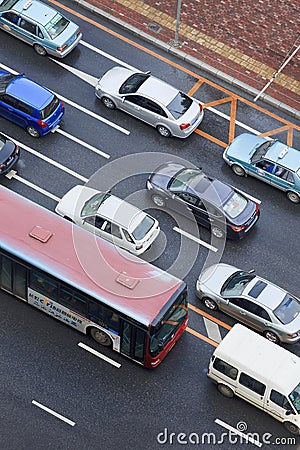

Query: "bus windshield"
<box><xmin>149</xmin><ymin>290</ymin><xmax>188</xmax><ymax>356</ymax></box>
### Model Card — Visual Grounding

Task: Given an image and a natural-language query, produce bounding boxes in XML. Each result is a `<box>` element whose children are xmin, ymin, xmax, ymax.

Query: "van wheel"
<box><xmin>203</xmin><ymin>297</ymin><xmax>218</xmax><ymax>311</ymax></box>
<box><xmin>218</xmin><ymin>384</ymin><xmax>234</xmax><ymax>398</ymax></box>
<box><xmin>263</xmin><ymin>330</ymin><xmax>280</xmax><ymax>344</ymax></box>
<box><xmin>26</xmin><ymin>126</ymin><xmax>40</xmax><ymax>138</ymax></box>
<box><xmin>284</xmin><ymin>422</ymin><xmax>300</xmax><ymax>435</ymax></box>
<box><xmin>90</xmin><ymin>327</ymin><xmax>112</xmax><ymax>346</ymax></box>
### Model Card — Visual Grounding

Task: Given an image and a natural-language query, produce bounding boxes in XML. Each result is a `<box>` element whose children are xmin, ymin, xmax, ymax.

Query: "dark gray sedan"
<box><xmin>0</xmin><ymin>133</ymin><xmax>19</xmax><ymax>177</ymax></box>
<box><xmin>146</xmin><ymin>162</ymin><xmax>260</xmax><ymax>239</ymax></box>
<box><xmin>196</xmin><ymin>263</ymin><xmax>300</xmax><ymax>344</ymax></box>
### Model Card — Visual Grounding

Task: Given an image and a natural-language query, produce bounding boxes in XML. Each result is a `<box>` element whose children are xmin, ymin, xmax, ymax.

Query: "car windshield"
<box><xmin>221</xmin><ymin>271</ymin><xmax>256</xmax><ymax>296</ymax></box>
<box><xmin>167</xmin><ymin>92</ymin><xmax>192</xmax><ymax>119</ymax></box>
<box><xmin>169</xmin><ymin>168</ymin><xmax>201</xmax><ymax>192</ymax></box>
<box><xmin>45</xmin><ymin>14</ymin><xmax>69</xmax><ymax>39</ymax></box>
<box><xmin>223</xmin><ymin>192</ymin><xmax>247</xmax><ymax>218</ymax></box>
<box><xmin>149</xmin><ymin>289</ymin><xmax>188</xmax><ymax>357</ymax></box>
<box><xmin>131</xmin><ymin>215</ymin><xmax>155</xmax><ymax>240</ymax></box>
<box><xmin>119</xmin><ymin>73</ymin><xmax>150</xmax><ymax>94</ymax></box>
<box><xmin>250</xmin><ymin>139</ymin><xmax>275</xmax><ymax>163</ymax></box>
<box><xmin>289</xmin><ymin>383</ymin><xmax>300</xmax><ymax>414</ymax></box>
<box><xmin>273</xmin><ymin>294</ymin><xmax>300</xmax><ymax>324</ymax></box>
<box><xmin>81</xmin><ymin>192</ymin><xmax>110</xmax><ymax>217</ymax></box>
<box><xmin>0</xmin><ymin>72</ymin><xmax>18</xmax><ymax>94</ymax></box>
<box><xmin>296</xmin><ymin>168</ymin><xmax>300</xmax><ymax>178</ymax></box>
<box><xmin>0</xmin><ymin>0</ymin><xmax>18</xmax><ymax>10</ymax></box>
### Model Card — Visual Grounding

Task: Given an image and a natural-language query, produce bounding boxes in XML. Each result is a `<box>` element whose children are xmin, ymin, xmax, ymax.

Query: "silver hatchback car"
<box><xmin>95</xmin><ymin>66</ymin><xmax>204</xmax><ymax>138</ymax></box>
<box><xmin>196</xmin><ymin>263</ymin><xmax>300</xmax><ymax>344</ymax></box>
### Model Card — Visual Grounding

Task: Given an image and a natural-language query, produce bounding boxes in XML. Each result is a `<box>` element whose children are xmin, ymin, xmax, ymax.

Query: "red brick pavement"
<box><xmin>84</xmin><ymin>0</ymin><xmax>300</xmax><ymax>113</ymax></box>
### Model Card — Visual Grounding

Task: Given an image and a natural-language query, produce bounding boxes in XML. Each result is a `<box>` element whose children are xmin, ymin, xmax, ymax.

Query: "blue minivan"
<box><xmin>0</xmin><ymin>0</ymin><xmax>82</xmax><ymax>57</ymax></box>
<box><xmin>0</xmin><ymin>70</ymin><xmax>64</xmax><ymax>137</ymax></box>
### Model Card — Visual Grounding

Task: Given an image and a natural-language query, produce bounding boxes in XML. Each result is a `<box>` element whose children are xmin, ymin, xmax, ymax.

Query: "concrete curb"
<box><xmin>74</xmin><ymin>0</ymin><xmax>300</xmax><ymax>120</ymax></box>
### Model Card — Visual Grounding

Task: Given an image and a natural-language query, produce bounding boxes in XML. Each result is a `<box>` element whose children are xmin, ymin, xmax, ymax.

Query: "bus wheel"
<box><xmin>218</xmin><ymin>384</ymin><xmax>234</xmax><ymax>398</ymax></box>
<box><xmin>90</xmin><ymin>328</ymin><xmax>112</xmax><ymax>346</ymax></box>
<box><xmin>284</xmin><ymin>422</ymin><xmax>300</xmax><ymax>435</ymax></box>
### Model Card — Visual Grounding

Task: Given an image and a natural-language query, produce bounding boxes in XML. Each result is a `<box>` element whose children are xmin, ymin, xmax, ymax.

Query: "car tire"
<box><xmin>284</xmin><ymin>422</ymin><xmax>300</xmax><ymax>435</ymax></box>
<box><xmin>287</xmin><ymin>191</ymin><xmax>300</xmax><ymax>203</ymax></box>
<box><xmin>33</xmin><ymin>44</ymin><xmax>47</xmax><ymax>56</ymax></box>
<box><xmin>90</xmin><ymin>327</ymin><xmax>112</xmax><ymax>346</ymax></box>
<box><xmin>232</xmin><ymin>164</ymin><xmax>246</xmax><ymax>177</ymax></box>
<box><xmin>263</xmin><ymin>330</ymin><xmax>280</xmax><ymax>344</ymax></box>
<box><xmin>203</xmin><ymin>297</ymin><xmax>218</xmax><ymax>311</ymax></box>
<box><xmin>151</xmin><ymin>194</ymin><xmax>165</xmax><ymax>207</ymax></box>
<box><xmin>217</xmin><ymin>384</ymin><xmax>234</xmax><ymax>398</ymax></box>
<box><xmin>101</xmin><ymin>97</ymin><xmax>116</xmax><ymax>109</ymax></box>
<box><xmin>211</xmin><ymin>226</ymin><xmax>225</xmax><ymax>239</ymax></box>
<box><xmin>156</xmin><ymin>125</ymin><xmax>171</xmax><ymax>138</ymax></box>
<box><xmin>26</xmin><ymin>126</ymin><xmax>40</xmax><ymax>138</ymax></box>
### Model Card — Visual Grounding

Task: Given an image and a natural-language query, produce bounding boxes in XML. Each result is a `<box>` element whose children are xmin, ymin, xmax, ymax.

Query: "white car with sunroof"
<box><xmin>55</xmin><ymin>185</ymin><xmax>160</xmax><ymax>255</ymax></box>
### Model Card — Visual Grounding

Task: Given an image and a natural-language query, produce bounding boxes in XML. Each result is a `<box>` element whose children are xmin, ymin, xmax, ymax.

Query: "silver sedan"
<box><xmin>196</xmin><ymin>263</ymin><xmax>300</xmax><ymax>344</ymax></box>
<box><xmin>95</xmin><ymin>66</ymin><xmax>204</xmax><ymax>138</ymax></box>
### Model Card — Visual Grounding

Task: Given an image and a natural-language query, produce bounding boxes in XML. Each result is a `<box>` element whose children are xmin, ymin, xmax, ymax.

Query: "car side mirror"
<box><xmin>248</xmin><ymin>269</ymin><xmax>255</xmax><ymax>274</ymax></box>
<box><xmin>285</xmin><ymin>410</ymin><xmax>295</xmax><ymax>416</ymax></box>
<box><xmin>121</xmin><ymin>97</ymin><xmax>125</xmax><ymax>103</ymax></box>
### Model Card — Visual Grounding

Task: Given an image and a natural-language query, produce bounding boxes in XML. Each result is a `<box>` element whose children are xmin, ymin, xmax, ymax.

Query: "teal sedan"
<box><xmin>223</xmin><ymin>133</ymin><xmax>300</xmax><ymax>203</ymax></box>
<box><xmin>0</xmin><ymin>0</ymin><xmax>82</xmax><ymax>57</ymax></box>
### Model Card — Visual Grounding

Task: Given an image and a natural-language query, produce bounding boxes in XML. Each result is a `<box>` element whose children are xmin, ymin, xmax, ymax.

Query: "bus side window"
<box><xmin>88</xmin><ymin>302</ymin><xmax>119</xmax><ymax>331</ymax></box>
<box><xmin>60</xmin><ymin>288</ymin><xmax>87</xmax><ymax>314</ymax></box>
<box><xmin>30</xmin><ymin>271</ymin><xmax>58</xmax><ymax>299</ymax></box>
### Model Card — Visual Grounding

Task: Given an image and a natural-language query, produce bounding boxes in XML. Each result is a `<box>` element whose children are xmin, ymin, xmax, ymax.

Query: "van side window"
<box><xmin>213</xmin><ymin>358</ymin><xmax>238</xmax><ymax>380</ymax></box>
<box><xmin>239</xmin><ymin>373</ymin><xmax>266</xmax><ymax>396</ymax></box>
<box><xmin>270</xmin><ymin>390</ymin><xmax>291</xmax><ymax>410</ymax></box>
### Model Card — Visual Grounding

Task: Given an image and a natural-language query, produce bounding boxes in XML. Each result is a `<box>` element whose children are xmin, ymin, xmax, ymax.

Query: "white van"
<box><xmin>207</xmin><ymin>324</ymin><xmax>300</xmax><ymax>435</ymax></box>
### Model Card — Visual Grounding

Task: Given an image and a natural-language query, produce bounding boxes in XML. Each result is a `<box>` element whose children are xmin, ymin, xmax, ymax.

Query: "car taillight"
<box><xmin>13</xmin><ymin>145</ymin><xmax>19</xmax><ymax>156</ymax></box>
<box><xmin>199</xmin><ymin>104</ymin><xmax>203</xmax><ymax>112</ymax></box>
<box><xmin>230</xmin><ymin>224</ymin><xmax>246</xmax><ymax>232</ymax></box>
<box><xmin>0</xmin><ymin>164</ymin><xmax>6</xmax><ymax>170</ymax></box>
<box><xmin>57</xmin><ymin>45</ymin><xmax>67</xmax><ymax>52</ymax></box>
<box><xmin>61</xmin><ymin>101</ymin><xmax>65</xmax><ymax>110</ymax></box>
<box><xmin>135</xmin><ymin>244</ymin><xmax>143</xmax><ymax>250</ymax></box>
<box><xmin>37</xmin><ymin>120</ymin><xmax>47</xmax><ymax>128</ymax></box>
<box><xmin>180</xmin><ymin>123</ymin><xmax>191</xmax><ymax>130</ymax></box>
<box><xmin>77</xmin><ymin>29</ymin><xmax>82</xmax><ymax>35</ymax></box>
<box><xmin>255</xmin><ymin>203</ymin><xmax>260</xmax><ymax>213</ymax></box>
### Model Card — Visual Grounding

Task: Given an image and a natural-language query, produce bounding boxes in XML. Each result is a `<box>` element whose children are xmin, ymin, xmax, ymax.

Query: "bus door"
<box><xmin>0</xmin><ymin>255</ymin><xmax>27</xmax><ymax>301</ymax></box>
<box><xmin>120</xmin><ymin>320</ymin><xmax>146</xmax><ymax>363</ymax></box>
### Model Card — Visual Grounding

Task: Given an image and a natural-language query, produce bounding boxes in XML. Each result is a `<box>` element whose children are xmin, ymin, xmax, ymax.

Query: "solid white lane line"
<box><xmin>3</xmin><ymin>133</ymin><xmax>88</xmax><ymax>182</ymax></box>
<box><xmin>78</xmin><ymin>342</ymin><xmax>121</xmax><ymax>368</ymax></box>
<box><xmin>215</xmin><ymin>419</ymin><xmax>262</xmax><ymax>447</ymax></box>
<box><xmin>7</xmin><ymin>173</ymin><xmax>60</xmax><ymax>202</ymax></box>
<box><xmin>32</xmin><ymin>400</ymin><xmax>76</xmax><ymax>427</ymax></box>
<box><xmin>80</xmin><ymin>40</ymin><xmax>137</xmax><ymax>71</ymax></box>
<box><xmin>55</xmin><ymin>129</ymin><xmax>110</xmax><ymax>159</ymax></box>
<box><xmin>173</xmin><ymin>227</ymin><xmax>218</xmax><ymax>252</ymax></box>
<box><xmin>203</xmin><ymin>318</ymin><xmax>222</xmax><ymax>343</ymax></box>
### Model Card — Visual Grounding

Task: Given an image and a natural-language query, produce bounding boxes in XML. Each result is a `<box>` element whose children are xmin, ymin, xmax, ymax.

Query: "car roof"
<box><xmin>7</xmin><ymin>75</ymin><xmax>53</xmax><ymax>109</ymax></box>
<box><xmin>138</xmin><ymin>76</ymin><xmax>178</xmax><ymax>105</ymax></box>
<box><xmin>244</xmin><ymin>277</ymin><xmax>285</xmax><ymax>310</ymax></box>
<box><xmin>265</xmin><ymin>140</ymin><xmax>300</xmax><ymax>172</ymax></box>
<box><xmin>97</xmin><ymin>195</ymin><xmax>145</xmax><ymax>230</ymax></box>
<box><xmin>186</xmin><ymin>173</ymin><xmax>233</xmax><ymax>205</ymax></box>
<box><xmin>12</xmin><ymin>0</ymin><xmax>57</xmax><ymax>25</ymax></box>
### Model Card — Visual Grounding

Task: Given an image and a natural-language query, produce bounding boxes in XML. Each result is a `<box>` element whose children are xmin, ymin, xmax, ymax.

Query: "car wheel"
<box><xmin>211</xmin><ymin>226</ymin><xmax>225</xmax><ymax>239</ymax></box>
<box><xmin>151</xmin><ymin>194</ymin><xmax>165</xmax><ymax>207</ymax></box>
<box><xmin>157</xmin><ymin>125</ymin><xmax>171</xmax><ymax>138</ymax></box>
<box><xmin>33</xmin><ymin>44</ymin><xmax>47</xmax><ymax>56</ymax></box>
<box><xmin>101</xmin><ymin>97</ymin><xmax>116</xmax><ymax>109</ymax></box>
<box><xmin>217</xmin><ymin>384</ymin><xmax>234</xmax><ymax>398</ymax></box>
<box><xmin>232</xmin><ymin>164</ymin><xmax>245</xmax><ymax>177</ymax></box>
<box><xmin>90</xmin><ymin>327</ymin><xmax>112</xmax><ymax>346</ymax></box>
<box><xmin>284</xmin><ymin>422</ymin><xmax>300</xmax><ymax>435</ymax></box>
<box><xmin>26</xmin><ymin>126</ymin><xmax>40</xmax><ymax>138</ymax></box>
<box><xmin>203</xmin><ymin>297</ymin><xmax>218</xmax><ymax>311</ymax></box>
<box><xmin>263</xmin><ymin>330</ymin><xmax>280</xmax><ymax>344</ymax></box>
<box><xmin>287</xmin><ymin>191</ymin><xmax>300</xmax><ymax>203</ymax></box>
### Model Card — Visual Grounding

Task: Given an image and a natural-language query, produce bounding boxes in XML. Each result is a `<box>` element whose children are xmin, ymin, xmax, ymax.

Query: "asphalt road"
<box><xmin>1</xmin><ymin>1</ymin><xmax>300</xmax><ymax>449</ymax></box>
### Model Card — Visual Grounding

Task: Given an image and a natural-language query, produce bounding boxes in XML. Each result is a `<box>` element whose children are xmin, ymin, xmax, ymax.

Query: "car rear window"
<box><xmin>167</xmin><ymin>92</ymin><xmax>192</xmax><ymax>119</ymax></box>
<box><xmin>223</xmin><ymin>192</ymin><xmax>247</xmax><ymax>218</ymax></box>
<box><xmin>273</xmin><ymin>294</ymin><xmax>300</xmax><ymax>324</ymax></box>
<box><xmin>45</xmin><ymin>13</ymin><xmax>69</xmax><ymax>39</ymax></box>
<box><xmin>40</xmin><ymin>96</ymin><xmax>59</xmax><ymax>119</ymax></box>
<box><xmin>132</xmin><ymin>215</ymin><xmax>155</xmax><ymax>240</ymax></box>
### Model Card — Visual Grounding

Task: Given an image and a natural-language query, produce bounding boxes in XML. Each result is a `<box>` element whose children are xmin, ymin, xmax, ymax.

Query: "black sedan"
<box><xmin>0</xmin><ymin>133</ymin><xmax>19</xmax><ymax>177</ymax></box>
<box><xmin>146</xmin><ymin>162</ymin><xmax>260</xmax><ymax>240</ymax></box>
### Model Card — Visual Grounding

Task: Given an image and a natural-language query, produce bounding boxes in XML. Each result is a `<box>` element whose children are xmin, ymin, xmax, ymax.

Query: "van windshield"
<box><xmin>289</xmin><ymin>383</ymin><xmax>300</xmax><ymax>413</ymax></box>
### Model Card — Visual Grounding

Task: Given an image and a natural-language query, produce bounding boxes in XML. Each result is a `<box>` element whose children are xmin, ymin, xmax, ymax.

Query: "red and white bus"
<box><xmin>0</xmin><ymin>186</ymin><xmax>188</xmax><ymax>368</ymax></box>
